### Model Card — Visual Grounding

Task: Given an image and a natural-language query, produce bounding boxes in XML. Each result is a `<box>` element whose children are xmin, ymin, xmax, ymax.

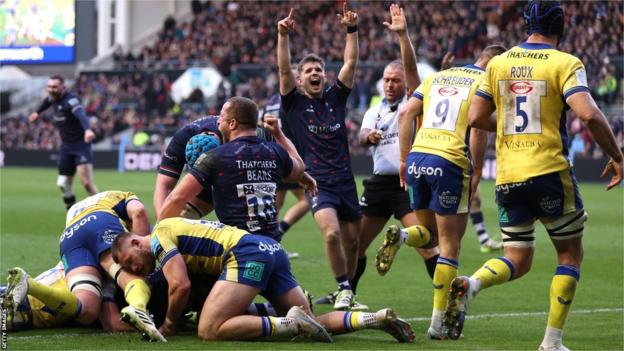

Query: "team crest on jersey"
<box><xmin>68</xmin><ymin>97</ymin><xmax>80</xmax><ymax>107</ymax></box>
<box><xmin>101</xmin><ymin>229</ymin><xmax>118</xmax><ymax>244</ymax></box>
<box><xmin>510</xmin><ymin>81</ymin><xmax>533</xmax><ymax>94</ymax></box>
<box><xmin>438</xmin><ymin>190</ymin><xmax>458</xmax><ymax>209</ymax></box>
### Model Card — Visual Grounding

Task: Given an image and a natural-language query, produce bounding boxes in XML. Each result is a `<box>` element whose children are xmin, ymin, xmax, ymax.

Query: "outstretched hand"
<box><xmin>278</xmin><ymin>8</ymin><xmax>295</xmax><ymax>35</ymax></box>
<box><xmin>338</xmin><ymin>2</ymin><xmax>358</xmax><ymax>27</ymax></box>
<box><xmin>383</xmin><ymin>3</ymin><xmax>406</xmax><ymax>33</ymax></box>
<box><xmin>601</xmin><ymin>158</ymin><xmax>623</xmax><ymax>190</ymax></box>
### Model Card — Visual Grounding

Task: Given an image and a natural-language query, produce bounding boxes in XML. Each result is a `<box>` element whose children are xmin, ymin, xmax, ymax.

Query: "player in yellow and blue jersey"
<box><xmin>444</xmin><ymin>2</ymin><xmax>624</xmax><ymax>350</ymax></box>
<box><xmin>381</xmin><ymin>44</ymin><xmax>506</xmax><ymax>340</ymax></box>
<box><xmin>2</xmin><ymin>191</ymin><xmax>166</xmax><ymax>341</ymax></box>
<box><xmin>111</xmin><ymin>217</ymin><xmax>415</xmax><ymax>343</ymax></box>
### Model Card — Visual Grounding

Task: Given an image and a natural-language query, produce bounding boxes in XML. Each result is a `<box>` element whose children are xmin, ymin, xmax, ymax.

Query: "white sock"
<box><xmin>542</xmin><ymin>326</ymin><xmax>563</xmax><ymax>347</ymax></box>
<box><xmin>429</xmin><ymin>309</ymin><xmax>444</xmax><ymax>331</ymax></box>
<box><xmin>399</xmin><ymin>229</ymin><xmax>408</xmax><ymax>245</ymax></box>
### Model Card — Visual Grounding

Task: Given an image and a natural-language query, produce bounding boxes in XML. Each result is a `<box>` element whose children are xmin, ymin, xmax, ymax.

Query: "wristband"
<box><xmin>347</xmin><ymin>25</ymin><xmax>358</xmax><ymax>33</ymax></box>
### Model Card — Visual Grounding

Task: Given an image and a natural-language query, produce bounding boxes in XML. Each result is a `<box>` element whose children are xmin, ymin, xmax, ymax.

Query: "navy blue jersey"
<box><xmin>280</xmin><ymin>80</ymin><xmax>352</xmax><ymax>181</ymax></box>
<box><xmin>36</xmin><ymin>92</ymin><xmax>90</xmax><ymax>145</ymax></box>
<box><xmin>159</xmin><ymin>116</ymin><xmax>275</xmax><ymax>180</ymax></box>
<box><xmin>262</xmin><ymin>93</ymin><xmax>297</xmax><ymax>149</ymax></box>
<box><xmin>190</xmin><ymin>136</ymin><xmax>293</xmax><ymax>238</ymax></box>
<box><xmin>159</xmin><ymin>116</ymin><xmax>221</xmax><ymax>179</ymax></box>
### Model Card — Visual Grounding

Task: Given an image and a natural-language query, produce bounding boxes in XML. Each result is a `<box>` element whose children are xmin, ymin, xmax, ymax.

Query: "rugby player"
<box><xmin>111</xmin><ymin>218</ymin><xmax>414</xmax><ymax>342</ymax></box>
<box><xmin>277</xmin><ymin>4</ymin><xmax>362</xmax><ymax>310</ymax></box>
<box><xmin>380</xmin><ymin>43</ymin><xmax>506</xmax><ymax>339</ymax></box>
<box><xmin>29</xmin><ymin>75</ymin><xmax>99</xmax><ymax>209</ymax></box>
<box><xmin>444</xmin><ymin>2</ymin><xmax>623</xmax><ymax>350</ymax></box>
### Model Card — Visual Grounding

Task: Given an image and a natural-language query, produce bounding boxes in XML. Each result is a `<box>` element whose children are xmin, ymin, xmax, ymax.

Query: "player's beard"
<box><xmin>138</xmin><ymin>249</ymin><xmax>156</xmax><ymax>275</ymax></box>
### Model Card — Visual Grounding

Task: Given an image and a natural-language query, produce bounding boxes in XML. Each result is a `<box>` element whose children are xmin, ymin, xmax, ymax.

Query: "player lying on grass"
<box><xmin>2</xmin><ymin>191</ymin><xmax>166</xmax><ymax>341</ymax></box>
<box><xmin>111</xmin><ymin>217</ymin><xmax>415</xmax><ymax>342</ymax></box>
<box><xmin>0</xmin><ymin>262</ymin><xmax>133</xmax><ymax>333</ymax></box>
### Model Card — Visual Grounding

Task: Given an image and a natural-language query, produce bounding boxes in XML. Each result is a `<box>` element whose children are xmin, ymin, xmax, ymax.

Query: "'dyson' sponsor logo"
<box><xmin>510</xmin><ymin>81</ymin><xmax>533</xmax><ymax>94</ymax></box>
<box><xmin>60</xmin><ymin>215</ymin><xmax>97</xmax><ymax>242</ymax></box>
<box><xmin>258</xmin><ymin>241</ymin><xmax>283</xmax><ymax>255</ymax></box>
<box><xmin>407</xmin><ymin>164</ymin><xmax>443</xmax><ymax>178</ymax></box>
<box><xmin>438</xmin><ymin>86</ymin><xmax>458</xmax><ymax>96</ymax></box>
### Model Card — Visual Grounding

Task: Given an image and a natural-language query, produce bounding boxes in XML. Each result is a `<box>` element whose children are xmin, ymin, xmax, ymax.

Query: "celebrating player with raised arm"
<box><xmin>444</xmin><ymin>2</ymin><xmax>624</xmax><ymax>350</ymax></box>
<box><xmin>277</xmin><ymin>4</ymin><xmax>362</xmax><ymax>311</ymax></box>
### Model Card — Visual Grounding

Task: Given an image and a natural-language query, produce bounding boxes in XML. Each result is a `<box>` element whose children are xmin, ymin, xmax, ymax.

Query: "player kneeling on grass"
<box><xmin>2</xmin><ymin>191</ymin><xmax>165</xmax><ymax>342</ymax></box>
<box><xmin>111</xmin><ymin>217</ymin><xmax>414</xmax><ymax>342</ymax></box>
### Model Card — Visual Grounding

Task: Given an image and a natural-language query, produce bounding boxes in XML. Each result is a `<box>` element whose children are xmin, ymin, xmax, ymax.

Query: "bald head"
<box><xmin>383</xmin><ymin>60</ymin><xmax>407</xmax><ymax>103</ymax></box>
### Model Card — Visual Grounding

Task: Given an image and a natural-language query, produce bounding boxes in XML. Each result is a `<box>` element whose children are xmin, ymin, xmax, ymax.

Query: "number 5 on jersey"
<box><xmin>500</xmin><ymin>80</ymin><xmax>546</xmax><ymax>135</ymax></box>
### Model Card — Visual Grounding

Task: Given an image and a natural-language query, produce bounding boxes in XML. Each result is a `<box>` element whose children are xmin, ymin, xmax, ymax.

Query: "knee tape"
<box><xmin>501</xmin><ymin>223</ymin><xmax>536</xmax><ymax>248</ymax></box>
<box><xmin>56</xmin><ymin>175</ymin><xmax>73</xmax><ymax>196</ymax></box>
<box><xmin>544</xmin><ymin>210</ymin><xmax>587</xmax><ymax>240</ymax></box>
<box><xmin>67</xmin><ymin>273</ymin><xmax>102</xmax><ymax>297</ymax></box>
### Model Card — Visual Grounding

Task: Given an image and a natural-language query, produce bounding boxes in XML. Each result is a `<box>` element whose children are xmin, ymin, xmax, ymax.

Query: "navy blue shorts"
<box><xmin>221</xmin><ymin>235</ymin><xmax>298</xmax><ymax>299</ymax></box>
<box><xmin>305</xmin><ymin>176</ymin><xmax>362</xmax><ymax>222</ymax></box>
<box><xmin>58</xmin><ymin>143</ymin><xmax>93</xmax><ymax>176</ymax></box>
<box><xmin>405</xmin><ymin>152</ymin><xmax>471</xmax><ymax>214</ymax></box>
<box><xmin>360</xmin><ymin>174</ymin><xmax>411</xmax><ymax>220</ymax></box>
<box><xmin>495</xmin><ymin>169</ymin><xmax>584</xmax><ymax>226</ymax></box>
<box><xmin>59</xmin><ymin>211</ymin><xmax>125</xmax><ymax>273</ymax></box>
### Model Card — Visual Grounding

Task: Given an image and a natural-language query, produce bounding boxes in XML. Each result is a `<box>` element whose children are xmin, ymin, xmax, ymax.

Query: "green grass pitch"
<box><xmin>0</xmin><ymin>167</ymin><xmax>622</xmax><ymax>350</ymax></box>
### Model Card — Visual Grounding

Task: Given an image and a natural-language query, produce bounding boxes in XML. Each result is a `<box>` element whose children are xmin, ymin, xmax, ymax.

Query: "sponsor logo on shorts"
<box><xmin>60</xmin><ymin>215</ymin><xmax>97</xmax><ymax>242</ymax></box>
<box><xmin>438</xmin><ymin>190</ymin><xmax>458</xmax><ymax>209</ymax></box>
<box><xmin>407</xmin><ymin>164</ymin><xmax>443</xmax><ymax>178</ymax></box>
<box><xmin>497</xmin><ymin>206</ymin><xmax>510</xmax><ymax>223</ymax></box>
<box><xmin>495</xmin><ymin>181</ymin><xmax>527</xmax><ymax>194</ymax></box>
<box><xmin>311</xmin><ymin>196</ymin><xmax>319</xmax><ymax>208</ymax></box>
<box><xmin>258</xmin><ymin>241</ymin><xmax>283</xmax><ymax>255</ymax></box>
<box><xmin>359</xmin><ymin>196</ymin><xmax>367</xmax><ymax>207</ymax></box>
<box><xmin>243</xmin><ymin>261</ymin><xmax>265</xmax><ymax>282</ymax></box>
<box><xmin>101</xmin><ymin>229</ymin><xmax>118</xmax><ymax>244</ymax></box>
<box><xmin>539</xmin><ymin>196</ymin><xmax>562</xmax><ymax>214</ymax></box>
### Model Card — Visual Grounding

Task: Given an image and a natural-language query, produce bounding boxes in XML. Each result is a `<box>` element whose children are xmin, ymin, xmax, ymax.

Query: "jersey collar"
<box><xmin>463</xmin><ymin>64</ymin><xmax>485</xmax><ymax>72</ymax></box>
<box><xmin>519</xmin><ymin>42</ymin><xmax>554</xmax><ymax>50</ymax></box>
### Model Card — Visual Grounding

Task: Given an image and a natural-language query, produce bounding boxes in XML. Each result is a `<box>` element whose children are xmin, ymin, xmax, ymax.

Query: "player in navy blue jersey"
<box><xmin>277</xmin><ymin>5</ymin><xmax>362</xmax><ymax>310</ymax></box>
<box><xmin>158</xmin><ymin>96</ymin><xmax>315</xmax><ymax>241</ymax></box>
<box><xmin>154</xmin><ymin>115</ymin><xmax>221</xmax><ymax>219</ymax></box>
<box><xmin>29</xmin><ymin>75</ymin><xmax>99</xmax><ymax>209</ymax></box>
<box><xmin>154</xmin><ymin>115</ymin><xmax>277</xmax><ymax>220</ymax></box>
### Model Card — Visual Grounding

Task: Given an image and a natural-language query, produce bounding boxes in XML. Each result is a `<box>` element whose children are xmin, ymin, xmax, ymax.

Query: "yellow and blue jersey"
<box><xmin>412</xmin><ymin>65</ymin><xmax>485</xmax><ymax>170</ymax></box>
<box><xmin>475</xmin><ymin>42</ymin><xmax>589</xmax><ymax>184</ymax></box>
<box><xmin>65</xmin><ymin>191</ymin><xmax>140</xmax><ymax>229</ymax></box>
<box><xmin>150</xmin><ymin>218</ymin><xmax>247</xmax><ymax>276</ymax></box>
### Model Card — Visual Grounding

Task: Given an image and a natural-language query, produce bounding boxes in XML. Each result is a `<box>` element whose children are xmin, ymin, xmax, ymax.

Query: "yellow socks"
<box><xmin>261</xmin><ymin>316</ymin><xmax>298</xmax><ymax>337</ymax></box>
<box><xmin>471</xmin><ymin>257</ymin><xmax>515</xmax><ymax>289</ymax></box>
<box><xmin>27</xmin><ymin>277</ymin><xmax>80</xmax><ymax>316</ymax></box>
<box><xmin>124</xmin><ymin>278</ymin><xmax>151</xmax><ymax>310</ymax></box>
<box><xmin>547</xmin><ymin>265</ymin><xmax>579</xmax><ymax>329</ymax></box>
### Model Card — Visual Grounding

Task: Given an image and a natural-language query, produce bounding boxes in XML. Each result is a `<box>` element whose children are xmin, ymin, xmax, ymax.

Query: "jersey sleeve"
<box><xmin>561</xmin><ymin>57</ymin><xmax>590</xmax><ymax>101</ymax></box>
<box><xmin>189</xmin><ymin>150</ymin><xmax>219</xmax><ymax>187</ymax></box>
<box><xmin>475</xmin><ymin>62</ymin><xmax>495</xmax><ymax>101</ymax></box>
<box><xmin>412</xmin><ymin>81</ymin><xmax>426</xmax><ymax>101</ymax></box>
<box><xmin>273</xmin><ymin>143</ymin><xmax>294</xmax><ymax>178</ymax></box>
<box><xmin>111</xmin><ymin>192</ymin><xmax>141</xmax><ymax>222</ymax></box>
<box><xmin>159</xmin><ymin>129</ymin><xmax>189</xmax><ymax>179</ymax></box>
<box><xmin>36</xmin><ymin>98</ymin><xmax>52</xmax><ymax>114</ymax></box>
<box><xmin>150</xmin><ymin>230</ymin><xmax>179</xmax><ymax>269</ymax></box>
<box><xmin>360</xmin><ymin>105</ymin><xmax>379</xmax><ymax>130</ymax></box>
<box><xmin>330</xmin><ymin>79</ymin><xmax>352</xmax><ymax>103</ymax></box>
<box><xmin>280</xmin><ymin>88</ymin><xmax>298</xmax><ymax>116</ymax></box>
<box><xmin>67</xmin><ymin>95</ymin><xmax>90</xmax><ymax>131</ymax></box>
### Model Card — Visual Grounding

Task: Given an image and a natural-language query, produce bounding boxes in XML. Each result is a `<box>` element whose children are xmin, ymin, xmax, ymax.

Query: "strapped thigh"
<box><xmin>501</xmin><ymin>223</ymin><xmax>536</xmax><ymax>248</ymax></box>
<box><xmin>543</xmin><ymin>210</ymin><xmax>587</xmax><ymax>240</ymax></box>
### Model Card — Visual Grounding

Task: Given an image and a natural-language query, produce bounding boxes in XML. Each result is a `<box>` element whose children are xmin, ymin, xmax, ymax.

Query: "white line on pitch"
<box><xmin>9</xmin><ymin>308</ymin><xmax>623</xmax><ymax>340</ymax></box>
<box><xmin>404</xmin><ymin>307</ymin><xmax>624</xmax><ymax>322</ymax></box>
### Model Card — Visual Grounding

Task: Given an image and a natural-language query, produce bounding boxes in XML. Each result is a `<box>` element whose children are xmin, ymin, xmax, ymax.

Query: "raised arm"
<box><xmin>264</xmin><ymin>115</ymin><xmax>304</xmax><ymax>180</ymax></box>
<box><xmin>384</xmin><ymin>4</ymin><xmax>419</xmax><ymax>92</ymax></box>
<box><xmin>337</xmin><ymin>2</ymin><xmax>359</xmax><ymax>88</ymax></box>
<box><xmin>277</xmin><ymin>8</ymin><xmax>297</xmax><ymax>95</ymax></box>
<box><xmin>567</xmin><ymin>91</ymin><xmax>623</xmax><ymax>189</ymax></box>
<box><xmin>398</xmin><ymin>97</ymin><xmax>424</xmax><ymax>189</ymax></box>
